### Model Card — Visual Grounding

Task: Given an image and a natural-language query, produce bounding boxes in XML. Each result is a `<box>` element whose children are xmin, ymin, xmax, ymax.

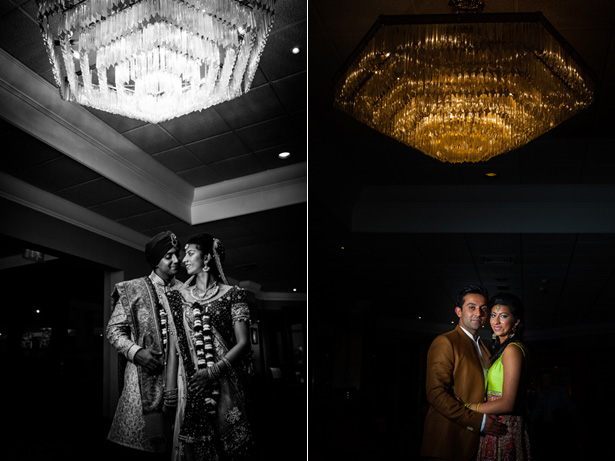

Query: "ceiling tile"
<box><xmin>235</xmin><ymin>116</ymin><xmax>299</xmax><ymax>151</ymax></box>
<box><xmin>187</xmin><ymin>132</ymin><xmax>250</xmax><ymax>164</ymax></box>
<box><xmin>85</xmin><ymin>107</ymin><xmax>147</xmax><ymax>133</ymax></box>
<box><xmin>273</xmin><ymin>0</ymin><xmax>307</xmax><ymax>29</ymax></box>
<box><xmin>152</xmin><ymin>146</ymin><xmax>202</xmax><ymax>172</ymax></box>
<box><xmin>254</xmin><ymin>141</ymin><xmax>306</xmax><ymax>169</ymax></box>
<box><xmin>88</xmin><ymin>195</ymin><xmax>158</xmax><ymax>221</ymax></box>
<box><xmin>0</xmin><ymin>4</ymin><xmax>49</xmax><ymax>75</ymax></box>
<box><xmin>25</xmin><ymin>156</ymin><xmax>101</xmax><ymax>191</ymax></box>
<box><xmin>177</xmin><ymin>164</ymin><xmax>222</xmax><ymax>188</ymax></box>
<box><xmin>250</xmin><ymin>67</ymin><xmax>269</xmax><ymax>88</ymax></box>
<box><xmin>259</xmin><ymin>22</ymin><xmax>307</xmax><ymax>81</ymax></box>
<box><xmin>1</xmin><ymin>130</ymin><xmax>63</xmax><ymax>171</ymax></box>
<box><xmin>291</xmin><ymin>109</ymin><xmax>307</xmax><ymax>135</ymax></box>
<box><xmin>118</xmin><ymin>209</ymin><xmax>181</xmax><ymax>232</ymax></box>
<box><xmin>56</xmin><ymin>177</ymin><xmax>132</xmax><ymax>208</ymax></box>
<box><xmin>209</xmin><ymin>153</ymin><xmax>265</xmax><ymax>180</ymax></box>
<box><xmin>160</xmin><ymin>108</ymin><xmax>231</xmax><ymax>144</ymax></box>
<box><xmin>214</xmin><ymin>85</ymin><xmax>287</xmax><ymax>129</ymax></box>
<box><xmin>122</xmin><ymin>124</ymin><xmax>180</xmax><ymax>154</ymax></box>
<box><xmin>271</xmin><ymin>72</ymin><xmax>307</xmax><ymax>113</ymax></box>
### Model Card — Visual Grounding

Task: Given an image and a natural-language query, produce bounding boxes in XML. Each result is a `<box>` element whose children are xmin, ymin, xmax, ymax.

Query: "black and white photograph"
<box><xmin>0</xmin><ymin>0</ymin><xmax>306</xmax><ymax>460</ymax></box>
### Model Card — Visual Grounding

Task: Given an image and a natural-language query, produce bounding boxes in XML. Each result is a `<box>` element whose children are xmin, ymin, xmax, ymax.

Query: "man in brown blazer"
<box><xmin>420</xmin><ymin>285</ymin><xmax>507</xmax><ymax>460</ymax></box>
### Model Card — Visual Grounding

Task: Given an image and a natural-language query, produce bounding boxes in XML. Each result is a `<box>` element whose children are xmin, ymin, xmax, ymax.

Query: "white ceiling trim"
<box><xmin>0</xmin><ymin>49</ymin><xmax>307</xmax><ymax>226</ymax></box>
<box><xmin>191</xmin><ymin>162</ymin><xmax>307</xmax><ymax>222</ymax></box>
<box><xmin>0</xmin><ymin>172</ymin><xmax>148</xmax><ymax>250</ymax></box>
<box><xmin>0</xmin><ymin>49</ymin><xmax>193</xmax><ymax>221</ymax></box>
<box><xmin>0</xmin><ymin>173</ymin><xmax>305</xmax><ymax>293</ymax></box>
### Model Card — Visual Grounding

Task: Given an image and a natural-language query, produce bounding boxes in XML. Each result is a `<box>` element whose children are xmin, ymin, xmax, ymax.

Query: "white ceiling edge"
<box><xmin>0</xmin><ymin>49</ymin><xmax>193</xmax><ymax>222</ymax></box>
<box><xmin>0</xmin><ymin>172</ymin><xmax>149</xmax><ymax>251</ymax></box>
<box><xmin>0</xmin><ymin>49</ymin><xmax>307</xmax><ymax>226</ymax></box>
<box><xmin>192</xmin><ymin>162</ymin><xmax>307</xmax><ymax>222</ymax></box>
<box><xmin>0</xmin><ymin>173</ymin><xmax>307</xmax><ymax>295</ymax></box>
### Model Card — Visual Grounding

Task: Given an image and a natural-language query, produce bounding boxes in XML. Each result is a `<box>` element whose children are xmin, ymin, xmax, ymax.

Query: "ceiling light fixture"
<box><xmin>292</xmin><ymin>46</ymin><xmax>300</xmax><ymax>54</ymax></box>
<box><xmin>334</xmin><ymin>0</ymin><xmax>595</xmax><ymax>163</ymax></box>
<box><xmin>36</xmin><ymin>0</ymin><xmax>276</xmax><ymax>124</ymax></box>
<box><xmin>278</xmin><ymin>151</ymin><xmax>291</xmax><ymax>159</ymax></box>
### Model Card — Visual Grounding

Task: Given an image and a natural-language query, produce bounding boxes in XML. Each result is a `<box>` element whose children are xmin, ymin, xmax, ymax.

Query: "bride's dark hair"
<box><xmin>488</xmin><ymin>293</ymin><xmax>525</xmax><ymax>363</ymax></box>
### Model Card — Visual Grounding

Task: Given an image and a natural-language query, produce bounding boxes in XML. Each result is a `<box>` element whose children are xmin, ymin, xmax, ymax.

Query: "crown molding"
<box><xmin>0</xmin><ymin>172</ymin><xmax>148</xmax><ymax>250</ymax></box>
<box><xmin>0</xmin><ymin>49</ymin><xmax>307</xmax><ymax>227</ymax></box>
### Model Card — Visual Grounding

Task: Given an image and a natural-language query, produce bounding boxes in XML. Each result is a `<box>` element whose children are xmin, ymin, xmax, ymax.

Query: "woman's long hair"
<box><xmin>489</xmin><ymin>293</ymin><xmax>525</xmax><ymax>363</ymax></box>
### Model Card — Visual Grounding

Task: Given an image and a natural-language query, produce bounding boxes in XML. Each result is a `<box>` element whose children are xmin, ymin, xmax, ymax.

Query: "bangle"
<box><xmin>217</xmin><ymin>357</ymin><xmax>232</xmax><ymax>376</ymax></box>
<box><xmin>164</xmin><ymin>388</ymin><xmax>178</xmax><ymax>406</ymax></box>
<box><xmin>476</xmin><ymin>403</ymin><xmax>481</xmax><ymax>412</ymax></box>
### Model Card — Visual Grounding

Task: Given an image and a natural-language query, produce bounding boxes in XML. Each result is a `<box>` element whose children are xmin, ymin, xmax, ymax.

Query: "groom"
<box><xmin>420</xmin><ymin>285</ymin><xmax>507</xmax><ymax>460</ymax></box>
<box><xmin>106</xmin><ymin>231</ymin><xmax>183</xmax><ymax>458</ymax></box>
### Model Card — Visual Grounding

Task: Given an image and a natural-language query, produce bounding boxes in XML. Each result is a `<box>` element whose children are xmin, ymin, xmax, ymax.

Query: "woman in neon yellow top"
<box><xmin>464</xmin><ymin>293</ymin><xmax>531</xmax><ymax>460</ymax></box>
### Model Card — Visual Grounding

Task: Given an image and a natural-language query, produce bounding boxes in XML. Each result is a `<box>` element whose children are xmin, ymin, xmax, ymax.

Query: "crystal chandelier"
<box><xmin>334</xmin><ymin>10</ymin><xmax>595</xmax><ymax>163</ymax></box>
<box><xmin>36</xmin><ymin>0</ymin><xmax>276</xmax><ymax>123</ymax></box>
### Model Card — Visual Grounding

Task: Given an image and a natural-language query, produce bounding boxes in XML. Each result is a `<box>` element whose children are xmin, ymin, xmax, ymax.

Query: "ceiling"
<box><xmin>0</xmin><ymin>0</ymin><xmax>306</xmax><ymax>294</ymax></box>
<box><xmin>309</xmin><ymin>0</ymin><xmax>615</xmax><ymax>337</ymax></box>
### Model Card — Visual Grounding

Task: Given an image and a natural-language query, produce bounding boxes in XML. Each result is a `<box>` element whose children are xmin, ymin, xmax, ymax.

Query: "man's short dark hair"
<box><xmin>456</xmin><ymin>284</ymin><xmax>489</xmax><ymax>308</ymax></box>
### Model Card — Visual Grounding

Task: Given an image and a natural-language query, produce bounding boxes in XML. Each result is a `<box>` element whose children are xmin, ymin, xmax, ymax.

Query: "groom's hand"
<box><xmin>135</xmin><ymin>348</ymin><xmax>164</xmax><ymax>375</ymax></box>
<box><xmin>482</xmin><ymin>414</ymin><xmax>507</xmax><ymax>436</ymax></box>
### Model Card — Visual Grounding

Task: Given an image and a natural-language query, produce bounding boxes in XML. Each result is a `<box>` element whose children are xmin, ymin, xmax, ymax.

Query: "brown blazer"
<box><xmin>420</xmin><ymin>325</ymin><xmax>491</xmax><ymax>460</ymax></box>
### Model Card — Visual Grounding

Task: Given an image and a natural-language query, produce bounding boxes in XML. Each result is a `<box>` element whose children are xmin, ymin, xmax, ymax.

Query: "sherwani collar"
<box><xmin>149</xmin><ymin>271</ymin><xmax>176</xmax><ymax>290</ymax></box>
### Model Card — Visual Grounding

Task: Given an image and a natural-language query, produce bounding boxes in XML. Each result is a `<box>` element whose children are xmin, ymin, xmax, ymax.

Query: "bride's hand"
<box><xmin>188</xmin><ymin>369</ymin><xmax>213</xmax><ymax>396</ymax></box>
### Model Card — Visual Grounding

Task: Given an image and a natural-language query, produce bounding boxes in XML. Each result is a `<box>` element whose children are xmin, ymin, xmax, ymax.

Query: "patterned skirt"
<box><xmin>477</xmin><ymin>395</ymin><xmax>531</xmax><ymax>461</ymax></box>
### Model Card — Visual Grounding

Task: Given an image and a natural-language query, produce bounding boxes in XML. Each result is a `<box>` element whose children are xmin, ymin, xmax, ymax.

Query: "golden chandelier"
<box><xmin>334</xmin><ymin>11</ymin><xmax>595</xmax><ymax>163</ymax></box>
<box><xmin>36</xmin><ymin>0</ymin><xmax>276</xmax><ymax>123</ymax></box>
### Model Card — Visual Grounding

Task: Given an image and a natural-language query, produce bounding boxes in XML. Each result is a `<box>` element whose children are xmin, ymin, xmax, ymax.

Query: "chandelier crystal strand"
<box><xmin>334</xmin><ymin>14</ymin><xmax>594</xmax><ymax>163</ymax></box>
<box><xmin>36</xmin><ymin>0</ymin><xmax>276</xmax><ymax>123</ymax></box>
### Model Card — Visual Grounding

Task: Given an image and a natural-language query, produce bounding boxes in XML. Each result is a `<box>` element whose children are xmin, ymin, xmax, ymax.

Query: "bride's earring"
<box><xmin>202</xmin><ymin>255</ymin><xmax>211</xmax><ymax>272</ymax></box>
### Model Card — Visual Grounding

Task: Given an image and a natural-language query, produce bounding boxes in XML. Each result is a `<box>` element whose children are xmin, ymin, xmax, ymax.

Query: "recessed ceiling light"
<box><xmin>278</xmin><ymin>151</ymin><xmax>291</xmax><ymax>159</ymax></box>
<box><xmin>485</xmin><ymin>172</ymin><xmax>498</xmax><ymax>177</ymax></box>
<box><xmin>292</xmin><ymin>47</ymin><xmax>300</xmax><ymax>54</ymax></box>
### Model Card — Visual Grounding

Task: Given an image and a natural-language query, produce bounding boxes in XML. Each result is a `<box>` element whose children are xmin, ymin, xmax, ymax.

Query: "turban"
<box><xmin>145</xmin><ymin>231</ymin><xmax>179</xmax><ymax>268</ymax></box>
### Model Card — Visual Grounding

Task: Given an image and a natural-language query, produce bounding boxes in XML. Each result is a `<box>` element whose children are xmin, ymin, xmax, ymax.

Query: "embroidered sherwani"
<box><xmin>106</xmin><ymin>272</ymin><xmax>182</xmax><ymax>452</ymax></box>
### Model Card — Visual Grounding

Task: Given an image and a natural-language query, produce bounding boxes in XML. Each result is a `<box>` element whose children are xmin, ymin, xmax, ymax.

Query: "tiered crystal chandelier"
<box><xmin>334</xmin><ymin>7</ymin><xmax>595</xmax><ymax>163</ymax></box>
<box><xmin>36</xmin><ymin>0</ymin><xmax>276</xmax><ymax>123</ymax></box>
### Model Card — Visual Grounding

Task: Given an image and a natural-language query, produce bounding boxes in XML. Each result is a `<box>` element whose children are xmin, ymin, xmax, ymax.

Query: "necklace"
<box><xmin>191</xmin><ymin>301</ymin><xmax>219</xmax><ymax>414</ymax></box>
<box><xmin>190</xmin><ymin>280</ymin><xmax>219</xmax><ymax>302</ymax></box>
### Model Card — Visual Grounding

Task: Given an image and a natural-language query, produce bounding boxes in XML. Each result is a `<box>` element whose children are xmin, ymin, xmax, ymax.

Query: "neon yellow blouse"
<box><xmin>486</xmin><ymin>342</ymin><xmax>527</xmax><ymax>397</ymax></box>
